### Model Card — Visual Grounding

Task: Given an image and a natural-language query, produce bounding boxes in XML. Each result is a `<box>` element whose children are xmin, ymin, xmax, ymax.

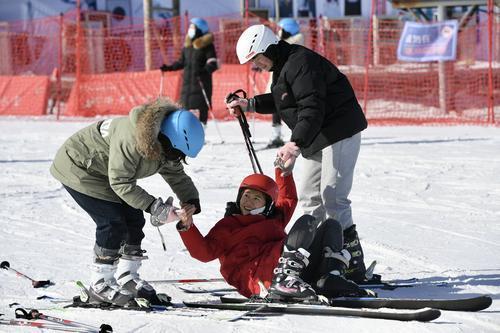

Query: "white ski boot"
<box><xmin>116</xmin><ymin>245</ymin><xmax>161</xmax><ymax>304</ymax></box>
<box><xmin>88</xmin><ymin>262</ymin><xmax>136</xmax><ymax>307</ymax></box>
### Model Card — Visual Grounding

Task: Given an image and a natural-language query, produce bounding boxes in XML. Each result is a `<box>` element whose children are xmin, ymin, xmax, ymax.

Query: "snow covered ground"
<box><xmin>1</xmin><ymin>117</ymin><xmax>499</xmax><ymax>332</ymax></box>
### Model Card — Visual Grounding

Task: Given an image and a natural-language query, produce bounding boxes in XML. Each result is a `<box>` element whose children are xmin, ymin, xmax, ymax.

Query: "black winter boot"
<box><xmin>268</xmin><ymin>247</ymin><xmax>318</xmax><ymax>302</ymax></box>
<box><xmin>266</xmin><ymin>138</ymin><xmax>285</xmax><ymax>149</ymax></box>
<box><xmin>343</xmin><ymin>224</ymin><xmax>367</xmax><ymax>283</ymax></box>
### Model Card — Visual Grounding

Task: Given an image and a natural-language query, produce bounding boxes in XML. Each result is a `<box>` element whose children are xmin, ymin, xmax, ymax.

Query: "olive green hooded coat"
<box><xmin>50</xmin><ymin>99</ymin><xmax>199</xmax><ymax>211</ymax></box>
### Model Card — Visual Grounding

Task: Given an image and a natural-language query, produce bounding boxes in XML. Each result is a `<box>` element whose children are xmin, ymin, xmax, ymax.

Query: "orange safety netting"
<box><xmin>0</xmin><ymin>9</ymin><xmax>498</xmax><ymax>125</ymax></box>
<box><xmin>0</xmin><ymin>75</ymin><xmax>50</xmax><ymax>115</ymax></box>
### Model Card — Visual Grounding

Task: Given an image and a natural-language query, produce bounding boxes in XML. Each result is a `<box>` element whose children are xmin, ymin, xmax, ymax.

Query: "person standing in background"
<box><xmin>265</xmin><ymin>18</ymin><xmax>305</xmax><ymax>149</ymax></box>
<box><xmin>161</xmin><ymin>18</ymin><xmax>219</xmax><ymax>126</ymax></box>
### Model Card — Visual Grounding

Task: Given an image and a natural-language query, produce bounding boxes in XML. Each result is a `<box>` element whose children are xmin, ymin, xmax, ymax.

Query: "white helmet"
<box><xmin>236</xmin><ymin>24</ymin><xmax>279</xmax><ymax>64</ymax></box>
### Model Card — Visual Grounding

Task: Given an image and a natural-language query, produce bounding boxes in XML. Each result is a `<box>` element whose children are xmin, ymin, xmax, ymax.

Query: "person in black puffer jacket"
<box><xmin>161</xmin><ymin>18</ymin><xmax>218</xmax><ymax>125</ymax></box>
<box><xmin>226</xmin><ymin>24</ymin><xmax>369</xmax><ymax>285</ymax></box>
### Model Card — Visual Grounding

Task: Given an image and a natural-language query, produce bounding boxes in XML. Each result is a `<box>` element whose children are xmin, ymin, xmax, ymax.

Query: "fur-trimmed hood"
<box><xmin>285</xmin><ymin>33</ymin><xmax>305</xmax><ymax>46</ymax></box>
<box><xmin>184</xmin><ymin>32</ymin><xmax>214</xmax><ymax>49</ymax></box>
<box><xmin>131</xmin><ymin>98</ymin><xmax>182</xmax><ymax>161</ymax></box>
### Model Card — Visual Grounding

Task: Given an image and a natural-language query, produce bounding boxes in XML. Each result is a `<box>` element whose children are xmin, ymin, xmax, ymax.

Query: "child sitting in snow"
<box><xmin>174</xmin><ymin>168</ymin><xmax>373</xmax><ymax>301</ymax></box>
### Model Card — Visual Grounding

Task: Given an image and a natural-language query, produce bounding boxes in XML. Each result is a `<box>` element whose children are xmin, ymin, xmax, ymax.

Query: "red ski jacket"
<box><xmin>179</xmin><ymin>169</ymin><xmax>297</xmax><ymax>297</ymax></box>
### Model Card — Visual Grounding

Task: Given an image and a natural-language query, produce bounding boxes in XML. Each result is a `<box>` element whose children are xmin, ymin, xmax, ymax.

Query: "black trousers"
<box><xmin>284</xmin><ymin>215</ymin><xmax>344</xmax><ymax>284</ymax></box>
<box><xmin>63</xmin><ymin>185</ymin><xmax>145</xmax><ymax>250</ymax></box>
<box><xmin>197</xmin><ymin>103</ymin><xmax>209</xmax><ymax>125</ymax></box>
<box><xmin>184</xmin><ymin>97</ymin><xmax>209</xmax><ymax>125</ymax></box>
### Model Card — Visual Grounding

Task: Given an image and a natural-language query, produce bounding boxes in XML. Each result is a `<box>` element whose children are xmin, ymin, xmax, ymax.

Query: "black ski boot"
<box><xmin>315</xmin><ymin>247</ymin><xmax>376</xmax><ymax>298</ymax></box>
<box><xmin>343</xmin><ymin>224</ymin><xmax>368</xmax><ymax>283</ymax></box>
<box><xmin>268</xmin><ymin>247</ymin><xmax>318</xmax><ymax>303</ymax></box>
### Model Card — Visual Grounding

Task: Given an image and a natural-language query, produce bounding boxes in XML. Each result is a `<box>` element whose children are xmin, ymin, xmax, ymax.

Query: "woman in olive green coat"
<box><xmin>50</xmin><ymin>98</ymin><xmax>204</xmax><ymax>307</ymax></box>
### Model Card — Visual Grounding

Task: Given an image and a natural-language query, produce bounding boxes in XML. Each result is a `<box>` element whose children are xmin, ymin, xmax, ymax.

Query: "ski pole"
<box><xmin>149</xmin><ymin>277</ymin><xmax>226</xmax><ymax>284</ymax></box>
<box><xmin>157</xmin><ymin>226</ymin><xmax>167</xmax><ymax>251</ymax></box>
<box><xmin>15</xmin><ymin>308</ymin><xmax>113</xmax><ymax>333</ymax></box>
<box><xmin>225</xmin><ymin>89</ymin><xmax>263</xmax><ymax>174</ymax></box>
<box><xmin>197</xmin><ymin>77</ymin><xmax>225</xmax><ymax>144</ymax></box>
<box><xmin>0</xmin><ymin>261</ymin><xmax>52</xmax><ymax>288</ymax></box>
<box><xmin>240</xmin><ymin>111</ymin><xmax>263</xmax><ymax>173</ymax></box>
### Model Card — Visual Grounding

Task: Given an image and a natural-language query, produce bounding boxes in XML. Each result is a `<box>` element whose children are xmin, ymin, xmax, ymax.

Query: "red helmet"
<box><xmin>239</xmin><ymin>174</ymin><xmax>279</xmax><ymax>202</ymax></box>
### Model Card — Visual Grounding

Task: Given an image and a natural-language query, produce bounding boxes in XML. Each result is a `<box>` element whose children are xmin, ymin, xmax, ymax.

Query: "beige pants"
<box><xmin>299</xmin><ymin>132</ymin><xmax>362</xmax><ymax>230</ymax></box>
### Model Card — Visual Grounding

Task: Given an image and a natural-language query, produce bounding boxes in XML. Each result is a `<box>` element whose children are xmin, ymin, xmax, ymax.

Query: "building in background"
<box><xmin>0</xmin><ymin>0</ymin><xmax>403</xmax><ymax>23</ymax></box>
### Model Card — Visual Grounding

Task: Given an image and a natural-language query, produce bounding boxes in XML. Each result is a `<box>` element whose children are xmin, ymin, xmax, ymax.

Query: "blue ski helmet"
<box><xmin>160</xmin><ymin>110</ymin><xmax>205</xmax><ymax>158</ymax></box>
<box><xmin>190</xmin><ymin>18</ymin><xmax>209</xmax><ymax>34</ymax></box>
<box><xmin>278</xmin><ymin>18</ymin><xmax>300</xmax><ymax>36</ymax></box>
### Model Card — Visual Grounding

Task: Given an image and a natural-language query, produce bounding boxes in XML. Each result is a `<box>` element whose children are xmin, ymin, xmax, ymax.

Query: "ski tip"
<box><xmin>420</xmin><ymin>307</ymin><xmax>441</xmax><ymax>322</ymax></box>
<box><xmin>0</xmin><ymin>261</ymin><xmax>10</xmax><ymax>269</ymax></box>
<box><xmin>471</xmin><ymin>295</ymin><xmax>493</xmax><ymax>311</ymax></box>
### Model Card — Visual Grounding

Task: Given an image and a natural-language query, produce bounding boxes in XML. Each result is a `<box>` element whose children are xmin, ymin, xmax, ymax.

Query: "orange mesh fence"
<box><xmin>65</xmin><ymin>70</ymin><xmax>181</xmax><ymax>117</ymax></box>
<box><xmin>0</xmin><ymin>75</ymin><xmax>50</xmax><ymax>115</ymax></box>
<box><xmin>0</xmin><ymin>10</ymin><xmax>498</xmax><ymax>125</ymax></box>
<box><xmin>308</xmin><ymin>16</ymin><xmax>499</xmax><ymax>125</ymax></box>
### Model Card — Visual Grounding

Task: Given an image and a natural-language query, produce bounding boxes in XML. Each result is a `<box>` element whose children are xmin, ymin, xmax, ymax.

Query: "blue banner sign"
<box><xmin>397</xmin><ymin>20</ymin><xmax>458</xmax><ymax>62</ymax></box>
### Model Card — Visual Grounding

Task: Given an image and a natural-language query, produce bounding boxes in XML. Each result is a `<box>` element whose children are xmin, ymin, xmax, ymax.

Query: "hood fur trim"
<box><xmin>285</xmin><ymin>33</ymin><xmax>305</xmax><ymax>46</ymax></box>
<box><xmin>184</xmin><ymin>32</ymin><xmax>214</xmax><ymax>49</ymax></box>
<box><xmin>132</xmin><ymin>98</ymin><xmax>181</xmax><ymax>161</ymax></box>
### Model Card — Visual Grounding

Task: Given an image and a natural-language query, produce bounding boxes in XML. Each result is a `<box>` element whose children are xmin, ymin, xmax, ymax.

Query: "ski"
<box><xmin>0</xmin><ymin>318</ymin><xmax>101</xmax><ymax>332</ymax></box>
<box><xmin>183</xmin><ymin>301</ymin><xmax>441</xmax><ymax>322</ymax></box>
<box><xmin>176</xmin><ymin>274</ymin><xmax>422</xmax><ymax>296</ymax></box>
<box><xmin>149</xmin><ymin>277</ymin><xmax>226</xmax><ymax>284</ymax></box>
<box><xmin>220</xmin><ymin>294</ymin><xmax>492</xmax><ymax>312</ymax></box>
<box><xmin>178</xmin><ymin>286</ymin><xmax>237</xmax><ymax>294</ymax></box>
<box><xmin>65</xmin><ymin>295</ymin><xmax>172</xmax><ymax>312</ymax></box>
<box><xmin>358</xmin><ymin>276</ymin><xmax>452</xmax><ymax>290</ymax></box>
<box><xmin>14</xmin><ymin>307</ymin><xmax>113</xmax><ymax>332</ymax></box>
<box><xmin>178</xmin><ymin>281</ymin><xmax>417</xmax><ymax>293</ymax></box>
<box><xmin>66</xmin><ymin>280</ymin><xmax>172</xmax><ymax>312</ymax></box>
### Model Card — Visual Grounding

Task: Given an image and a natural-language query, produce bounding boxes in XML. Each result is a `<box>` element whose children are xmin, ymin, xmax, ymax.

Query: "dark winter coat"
<box><xmin>50</xmin><ymin>99</ymin><xmax>199</xmax><ymax>211</ymax></box>
<box><xmin>178</xmin><ymin>169</ymin><xmax>297</xmax><ymax>298</ymax></box>
<box><xmin>254</xmin><ymin>41</ymin><xmax>368</xmax><ymax>158</ymax></box>
<box><xmin>169</xmin><ymin>33</ymin><xmax>218</xmax><ymax>110</ymax></box>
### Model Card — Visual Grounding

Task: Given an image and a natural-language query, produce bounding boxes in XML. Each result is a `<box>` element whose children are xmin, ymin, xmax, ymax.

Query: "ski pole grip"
<box><xmin>225</xmin><ymin>89</ymin><xmax>248</xmax><ymax>115</ymax></box>
<box><xmin>0</xmin><ymin>261</ymin><xmax>10</xmax><ymax>270</ymax></box>
<box><xmin>225</xmin><ymin>92</ymin><xmax>243</xmax><ymax>114</ymax></box>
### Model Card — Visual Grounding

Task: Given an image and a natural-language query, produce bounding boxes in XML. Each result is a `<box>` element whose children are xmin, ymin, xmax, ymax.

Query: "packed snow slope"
<box><xmin>1</xmin><ymin>117</ymin><xmax>499</xmax><ymax>332</ymax></box>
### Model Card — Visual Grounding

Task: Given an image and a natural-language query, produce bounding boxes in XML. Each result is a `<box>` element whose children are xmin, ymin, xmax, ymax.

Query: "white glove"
<box><xmin>150</xmin><ymin>196</ymin><xmax>180</xmax><ymax>227</ymax></box>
